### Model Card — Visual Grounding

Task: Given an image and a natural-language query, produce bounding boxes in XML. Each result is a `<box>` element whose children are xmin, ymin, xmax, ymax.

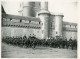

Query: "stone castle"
<box><xmin>2</xmin><ymin>2</ymin><xmax>77</xmax><ymax>40</ymax></box>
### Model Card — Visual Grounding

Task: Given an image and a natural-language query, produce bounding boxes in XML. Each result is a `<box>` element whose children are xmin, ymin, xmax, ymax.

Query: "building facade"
<box><xmin>1</xmin><ymin>2</ymin><xmax>77</xmax><ymax>40</ymax></box>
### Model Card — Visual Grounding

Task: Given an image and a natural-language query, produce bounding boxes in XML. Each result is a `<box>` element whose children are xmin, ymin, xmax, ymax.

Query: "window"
<box><xmin>76</xmin><ymin>26</ymin><xmax>77</xmax><ymax>28</ymax></box>
<box><xmin>51</xmin><ymin>24</ymin><xmax>52</xmax><ymax>27</ymax></box>
<box><xmin>28</xmin><ymin>26</ymin><xmax>29</xmax><ymax>28</ymax></box>
<box><xmin>42</xmin><ymin>23</ymin><xmax>43</xmax><ymax>25</ymax></box>
<box><xmin>14</xmin><ymin>25</ymin><xmax>15</xmax><ymax>26</ymax></box>
<box><xmin>66</xmin><ymin>25</ymin><xmax>70</xmax><ymax>27</ymax></box>
<box><xmin>56</xmin><ymin>32</ymin><xmax>57</xmax><ymax>34</ymax></box>
<box><xmin>39</xmin><ymin>22</ymin><xmax>40</xmax><ymax>24</ymax></box>
<box><xmin>71</xmin><ymin>25</ymin><xmax>75</xmax><ymax>28</ymax></box>
<box><xmin>39</xmin><ymin>3</ymin><xmax>40</xmax><ymax>6</ymax></box>
<box><xmin>70</xmin><ymin>25</ymin><xmax>71</xmax><ymax>27</ymax></box>
<box><xmin>10</xmin><ymin>18</ymin><xmax>12</xmax><ymax>21</ymax></box>
<box><xmin>29</xmin><ymin>20</ymin><xmax>31</xmax><ymax>23</ymax></box>
<box><xmin>20</xmin><ymin>20</ymin><xmax>22</xmax><ymax>22</ymax></box>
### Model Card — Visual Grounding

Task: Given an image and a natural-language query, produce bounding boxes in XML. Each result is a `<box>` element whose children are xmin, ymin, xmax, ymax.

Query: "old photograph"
<box><xmin>1</xmin><ymin>0</ymin><xmax>78</xmax><ymax>58</ymax></box>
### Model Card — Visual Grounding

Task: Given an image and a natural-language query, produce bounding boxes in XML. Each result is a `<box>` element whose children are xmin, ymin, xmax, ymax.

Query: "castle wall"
<box><xmin>2</xmin><ymin>27</ymin><xmax>42</xmax><ymax>39</ymax></box>
<box><xmin>2</xmin><ymin>13</ymin><xmax>42</xmax><ymax>39</ymax></box>
<box><xmin>62</xmin><ymin>22</ymin><xmax>77</xmax><ymax>40</ymax></box>
<box><xmin>63</xmin><ymin>31</ymin><xmax>77</xmax><ymax>40</ymax></box>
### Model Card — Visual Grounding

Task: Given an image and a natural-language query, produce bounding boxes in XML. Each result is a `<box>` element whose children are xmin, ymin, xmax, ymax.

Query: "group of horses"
<box><xmin>2</xmin><ymin>36</ymin><xmax>77</xmax><ymax>50</ymax></box>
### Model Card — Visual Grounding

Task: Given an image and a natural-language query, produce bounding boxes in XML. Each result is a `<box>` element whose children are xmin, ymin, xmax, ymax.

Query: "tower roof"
<box><xmin>63</xmin><ymin>21</ymin><xmax>77</xmax><ymax>26</ymax></box>
<box><xmin>38</xmin><ymin>10</ymin><xmax>50</xmax><ymax>15</ymax></box>
<box><xmin>1</xmin><ymin>5</ymin><xmax>6</xmax><ymax>14</ymax></box>
<box><xmin>50</xmin><ymin>12</ymin><xmax>64</xmax><ymax>17</ymax></box>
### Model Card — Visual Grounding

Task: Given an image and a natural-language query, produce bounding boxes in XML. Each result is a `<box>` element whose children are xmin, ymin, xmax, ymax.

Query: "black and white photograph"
<box><xmin>1</xmin><ymin>0</ymin><xmax>78</xmax><ymax>58</ymax></box>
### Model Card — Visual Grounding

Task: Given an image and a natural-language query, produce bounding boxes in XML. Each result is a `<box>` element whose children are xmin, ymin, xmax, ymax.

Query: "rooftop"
<box><xmin>38</xmin><ymin>10</ymin><xmax>50</xmax><ymax>15</ymax></box>
<box><xmin>1</xmin><ymin>5</ymin><xmax>6</xmax><ymax>14</ymax></box>
<box><xmin>63</xmin><ymin>21</ymin><xmax>77</xmax><ymax>26</ymax></box>
<box><xmin>2</xmin><ymin>13</ymin><xmax>41</xmax><ymax>22</ymax></box>
<box><xmin>50</xmin><ymin>12</ymin><xmax>64</xmax><ymax>17</ymax></box>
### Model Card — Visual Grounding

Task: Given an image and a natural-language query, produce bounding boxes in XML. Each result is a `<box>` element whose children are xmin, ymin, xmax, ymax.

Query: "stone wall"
<box><xmin>62</xmin><ymin>21</ymin><xmax>77</xmax><ymax>40</ymax></box>
<box><xmin>2</xmin><ymin>13</ymin><xmax>42</xmax><ymax>39</ymax></box>
<box><xmin>62</xmin><ymin>31</ymin><xmax>77</xmax><ymax>40</ymax></box>
<box><xmin>2</xmin><ymin>27</ymin><xmax>42</xmax><ymax>39</ymax></box>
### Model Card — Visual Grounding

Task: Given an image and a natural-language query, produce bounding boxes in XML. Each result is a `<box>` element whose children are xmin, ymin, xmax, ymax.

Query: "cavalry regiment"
<box><xmin>2</xmin><ymin>36</ymin><xmax>77</xmax><ymax>50</ymax></box>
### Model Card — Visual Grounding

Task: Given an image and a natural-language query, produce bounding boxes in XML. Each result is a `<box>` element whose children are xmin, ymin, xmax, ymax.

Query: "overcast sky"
<box><xmin>1</xmin><ymin>0</ymin><xmax>78</xmax><ymax>23</ymax></box>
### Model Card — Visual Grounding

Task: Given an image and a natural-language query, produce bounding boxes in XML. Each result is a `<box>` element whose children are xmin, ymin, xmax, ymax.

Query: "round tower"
<box><xmin>22</xmin><ymin>2</ymin><xmax>35</xmax><ymax>17</ymax></box>
<box><xmin>18</xmin><ymin>2</ymin><xmax>23</xmax><ymax>16</ymax></box>
<box><xmin>41</xmin><ymin>2</ymin><xmax>48</xmax><ymax>11</ymax></box>
<box><xmin>38</xmin><ymin>2</ymin><xmax>50</xmax><ymax>39</ymax></box>
<box><xmin>54</xmin><ymin>13</ymin><xmax>64</xmax><ymax>37</ymax></box>
<box><xmin>49</xmin><ymin>14</ymin><xmax>55</xmax><ymax>38</ymax></box>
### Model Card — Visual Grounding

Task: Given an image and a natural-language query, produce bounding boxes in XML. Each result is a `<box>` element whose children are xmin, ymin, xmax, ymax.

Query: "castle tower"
<box><xmin>38</xmin><ymin>2</ymin><xmax>50</xmax><ymax>39</ymax></box>
<box><xmin>54</xmin><ymin>13</ymin><xmax>64</xmax><ymax>37</ymax></box>
<box><xmin>19</xmin><ymin>2</ymin><xmax>35</xmax><ymax>17</ymax></box>
<box><xmin>40</xmin><ymin>2</ymin><xmax>48</xmax><ymax>10</ymax></box>
<box><xmin>49</xmin><ymin>14</ymin><xmax>55</xmax><ymax>38</ymax></box>
<box><xmin>23</xmin><ymin>2</ymin><xmax>35</xmax><ymax>17</ymax></box>
<box><xmin>34</xmin><ymin>2</ymin><xmax>41</xmax><ymax>17</ymax></box>
<box><xmin>18</xmin><ymin>2</ymin><xmax>23</xmax><ymax>16</ymax></box>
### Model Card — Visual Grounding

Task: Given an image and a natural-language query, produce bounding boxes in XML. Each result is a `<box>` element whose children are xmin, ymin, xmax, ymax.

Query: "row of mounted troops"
<box><xmin>2</xmin><ymin>36</ymin><xmax>77</xmax><ymax>50</ymax></box>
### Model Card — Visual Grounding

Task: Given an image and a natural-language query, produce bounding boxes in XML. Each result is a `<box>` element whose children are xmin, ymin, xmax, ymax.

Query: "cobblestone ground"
<box><xmin>1</xmin><ymin>43</ymin><xmax>77</xmax><ymax>58</ymax></box>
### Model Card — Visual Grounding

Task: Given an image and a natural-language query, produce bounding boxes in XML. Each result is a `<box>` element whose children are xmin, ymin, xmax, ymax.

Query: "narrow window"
<box><xmin>29</xmin><ymin>20</ymin><xmax>31</xmax><ymax>23</ymax></box>
<box><xmin>56</xmin><ymin>32</ymin><xmax>57</xmax><ymax>34</ymax></box>
<box><xmin>10</xmin><ymin>18</ymin><xmax>12</xmax><ymax>21</ymax></box>
<box><xmin>39</xmin><ymin>22</ymin><xmax>40</xmax><ymax>24</ymax></box>
<box><xmin>51</xmin><ymin>24</ymin><xmax>52</xmax><ymax>27</ymax></box>
<box><xmin>70</xmin><ymin>25</ymin><xmax>71</xmax><ymax>28</ymax></box>
<box><xmin>20</xmin><ymin>20</ymin><xmax>22</xmax><ymax>22</ymax></box>
<box><xmin>75</xmin><ymin>26</ymin><xmax>76</xmax><ymax>28</ymax></box>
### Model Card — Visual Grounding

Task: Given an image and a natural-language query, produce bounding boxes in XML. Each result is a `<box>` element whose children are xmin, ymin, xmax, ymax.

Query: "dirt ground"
<box><xmin>1</xmin><ymin>43</ymin><xmax>77</xmax><ymax>58</ymax></box>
